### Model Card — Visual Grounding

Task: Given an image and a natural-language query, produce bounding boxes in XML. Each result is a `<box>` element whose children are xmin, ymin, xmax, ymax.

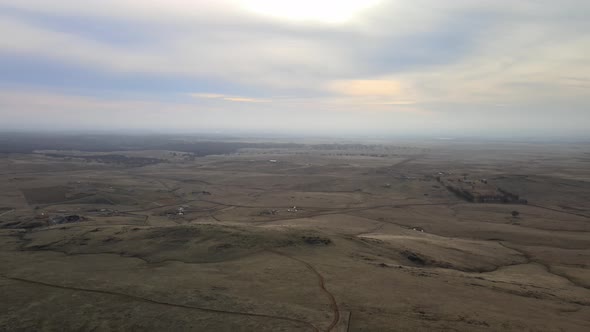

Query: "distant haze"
<box><xmin>0</xmin><ymin>1</ymin><xmax>589</xmax><ymax>137</ymax></box>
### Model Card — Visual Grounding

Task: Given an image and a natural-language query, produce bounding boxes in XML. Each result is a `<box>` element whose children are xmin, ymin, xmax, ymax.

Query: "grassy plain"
<box><xmin>1</xmin><ymin>136</ymin><xmax>589</xmax><ymax>331</ymax></box>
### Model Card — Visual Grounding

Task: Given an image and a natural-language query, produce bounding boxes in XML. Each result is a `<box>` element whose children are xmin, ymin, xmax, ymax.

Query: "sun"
<box><xmin>239</xmin><ymin>0</ymin><xmax>382</xmax><ymax>23</ymax></box>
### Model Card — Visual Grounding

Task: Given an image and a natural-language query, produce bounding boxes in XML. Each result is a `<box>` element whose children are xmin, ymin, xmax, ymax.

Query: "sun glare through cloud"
<box><xmin>239</xmin><ymin>0</ymin><xmax>383</xmax><ymax>23</ymax></box>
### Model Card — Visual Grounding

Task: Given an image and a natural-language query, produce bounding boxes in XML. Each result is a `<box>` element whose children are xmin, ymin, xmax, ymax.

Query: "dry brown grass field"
<box><xmin>1</xmin><ymin>137</ymin><xmax>589</xmax><ymax>331</ymax></box>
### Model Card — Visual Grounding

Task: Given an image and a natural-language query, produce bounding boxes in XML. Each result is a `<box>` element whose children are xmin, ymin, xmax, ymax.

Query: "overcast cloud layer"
<box><xmin>0</xmin><ymin>0</ymin><xmax>589</xmax><ymax>137</ymax></box>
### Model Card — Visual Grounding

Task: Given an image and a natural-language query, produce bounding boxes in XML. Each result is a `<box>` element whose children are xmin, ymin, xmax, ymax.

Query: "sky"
<box><xmin>0</xmin><ymin>0</ymin><xmax>589</xmax><ymax>137</ymax></box>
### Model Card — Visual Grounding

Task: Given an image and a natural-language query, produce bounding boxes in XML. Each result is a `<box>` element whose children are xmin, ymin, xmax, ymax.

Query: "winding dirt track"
<box><xmin>0</xmin><ymin>275</ymin><xmax>319</xmax><ymax>331</ymax></box>
<box><xmin>497</xmin><ymin>242</ymin><xmax>590</xmax><ymax>291</ymax></box>
<box><xmin>0</xmin><ymin>209</ymin><xmax>14</xmax><ymax>218</ymax></box>
<box><xmin>527</xmin><ymin>203</ymin><xmax>590</xmax><ymax>219</ymax></box>
<box><xmin>267</xmin><ymin>250</ymin><xmax>340</xmax><ymax>332</ymax></box>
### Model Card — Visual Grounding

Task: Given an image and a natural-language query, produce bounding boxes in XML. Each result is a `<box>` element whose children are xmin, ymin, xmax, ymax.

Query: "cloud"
<box><xmin>1</xmin><ymin>88</ymin><xmax>587</xmax><ymax>137</ymax></box>
<box><xmin>223</xmin><ymin>97</ymin><xmax>270</xmax><ymax>103</ymax></box>
<box><xmin>325</xmin><ymin>79</ymin><xmax>417</xmax><ymax>106</ymax></box>
<box><xmin>0</xmin><ymin>0</ymin><xmax>589</xmax><ymax>135</ymax></box>
<box><xmin>191</xmin><ymin>93</ymin><xmax>227</xmax><ymax>99</ymax></box>
<box><xmin>328</xmin><ymin>80</ymin><xmax>403</xmax><ymax>97</ymax></box>
<box><xmin>191</xmin><ymin>93</ymin><xmax>270</xmax><ymax>103</ymax></box>
<box><xmin>0</xmin><ymin>89</ymin><xmax>428</xmax><ymax>134</ymax></box>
